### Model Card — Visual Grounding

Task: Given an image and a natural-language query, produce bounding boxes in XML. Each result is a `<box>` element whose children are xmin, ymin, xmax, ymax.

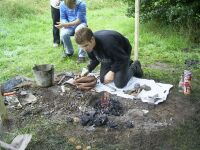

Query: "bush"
<box><xmin>122</xmin><ymin>0</ymin><xmax>200</xmax><ymax>43</ymax></box>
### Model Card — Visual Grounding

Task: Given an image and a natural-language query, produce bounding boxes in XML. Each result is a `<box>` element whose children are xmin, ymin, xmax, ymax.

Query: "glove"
<box><xmin>74</xmin><ymin>76</ymin><xmax>97</xmax><ymax>91</ymax></box>
<box><xmin>81</xmin><ymin>68</ymin><xmax>89</xmax><ymax>77</ymax></box>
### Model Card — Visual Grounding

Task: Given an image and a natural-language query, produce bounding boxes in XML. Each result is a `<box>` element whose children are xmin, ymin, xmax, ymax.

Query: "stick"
<box><xmin>57</xmin><ymin>75</ymin><xmax>66</xmax><ymax>85</ymax></box>
<box><xmin>134</xmin><ymin>0</ymin><xmax>140</xmax><ymax>61</ymax></box>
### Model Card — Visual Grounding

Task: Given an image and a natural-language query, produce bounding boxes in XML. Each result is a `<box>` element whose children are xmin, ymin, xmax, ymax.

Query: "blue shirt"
<box><xmin>60</xmin><ymin>0</ymin><xmax>87</xmax><ymax>29</ymax></box>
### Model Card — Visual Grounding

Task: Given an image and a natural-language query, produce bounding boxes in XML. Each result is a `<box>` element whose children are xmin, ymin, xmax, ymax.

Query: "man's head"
<box><xmin>64</xmin><ymin>0</ymin><xmax>76</xmax><ymax>9</ymax></box>
<box><xmin>75</xmin><ymin>27</ymin><xmax>96</xmax><ymax>52</ymax></box>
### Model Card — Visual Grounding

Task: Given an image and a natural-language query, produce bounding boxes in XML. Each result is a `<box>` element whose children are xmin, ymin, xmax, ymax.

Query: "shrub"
<box><xmin>122</xmin><ymin>0</ymin><xmax>200</xmax><ymax>43</ymax></box>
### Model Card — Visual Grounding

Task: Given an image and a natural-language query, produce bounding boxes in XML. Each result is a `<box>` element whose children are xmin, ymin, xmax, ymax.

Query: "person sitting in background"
<box><xmin>55</xmin><ymin>0</ymin><xmax>87</xmax><ymax>63</ymax></box>
<box><xmin>50</xmin><ymin>0</ymin><xmax>61</xmax><ymax>47</ymax></box>
<box><xmin>74</xmin><ymin>27</ymin><xmax>143</xmax><ymax>88</ymax></box>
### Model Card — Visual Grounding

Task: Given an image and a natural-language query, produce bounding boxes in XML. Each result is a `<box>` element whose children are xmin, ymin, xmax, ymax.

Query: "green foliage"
<box><xmin>87</xmin><ymin>0</ymin><xmax>123</xmax><ymax>10</ymax></box>
<box><xmin>0</xmin><ymin>0</ymin><xmax>47</xmax><ymax>18</ymax></box>
<box><xmin>121</xmin><ymin>0</ymin><xmax>200</xmax><ymax>43</ymax></box>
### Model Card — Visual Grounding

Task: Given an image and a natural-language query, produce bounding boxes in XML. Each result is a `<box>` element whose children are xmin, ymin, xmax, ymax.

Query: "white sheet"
<box><xmin>95</xmin><ymin>77</ymin><xmax>173</xmax><ymax>105</ymax></box>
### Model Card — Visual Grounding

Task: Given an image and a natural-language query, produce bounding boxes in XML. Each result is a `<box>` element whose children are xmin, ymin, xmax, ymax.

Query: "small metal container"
<box><xmin>183</xmin><ymin>70</ymin><xmax>192</xmax><ymax>95</ymax></box>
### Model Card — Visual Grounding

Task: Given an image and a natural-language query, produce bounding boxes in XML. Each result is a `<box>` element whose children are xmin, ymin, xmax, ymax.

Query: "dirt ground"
<box><xmin>1</xmin><ymin>73</ymin><xmax>199</xmax><ymax>150</ymax></box>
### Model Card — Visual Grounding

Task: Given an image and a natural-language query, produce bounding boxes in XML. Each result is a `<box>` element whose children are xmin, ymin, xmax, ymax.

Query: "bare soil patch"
<box><xmin>1</xmin><ymin>74</ymin><xmax>198</xmax><ymax>149</ymax></box>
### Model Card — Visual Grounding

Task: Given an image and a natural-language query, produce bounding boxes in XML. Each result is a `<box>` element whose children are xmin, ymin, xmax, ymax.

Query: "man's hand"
<box><xmin>104</xmin><ymin>71</ymin><xmax>114</xmax><ymax>84</ymax></box>
<box><xmin>81</xmin><ymin>68</ymin><xmax>89</xmax><ymax>77</ymax></box>
<box><xmin>55</xmin><ymin>22</ymin><xmax>63</xmax><ymax>29</ymax></box>
<box><xmin>55</xmin><ymin>22</ymin><xmax>70</xmax><ymax>29</ymax></box>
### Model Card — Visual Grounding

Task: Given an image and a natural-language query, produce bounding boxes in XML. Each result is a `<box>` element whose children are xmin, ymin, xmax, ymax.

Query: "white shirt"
<box><xmin>50</xmin><ymin>0</ymin><xmax>60</xmax><ymax>9</ymax></box>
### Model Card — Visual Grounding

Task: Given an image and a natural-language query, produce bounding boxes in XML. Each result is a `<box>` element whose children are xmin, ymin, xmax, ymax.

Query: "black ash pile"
<box><xmin>79</xmin><ymin>92</ymin><xmax>133</xmax><ymax>128</ymax></box>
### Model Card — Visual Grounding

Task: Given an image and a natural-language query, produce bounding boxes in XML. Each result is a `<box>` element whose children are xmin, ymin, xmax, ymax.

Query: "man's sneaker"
<box><xmin>53</xmin><ymin>43</ymin><xmax>59</xmax><ymax>48</ymax></box>
<box><xmin>131</xmin><ymin>60</ymin><xmax>143</xmax><ymax>78</ymax></box>
<box><xmin>129</xmin><ymin>60</ymin><xmax>133</xmax><ymax>66</ymax></box>
<box><xmin>77</xmin><ymin>57</ymin><xmax>86</xmax><ymax>63</ymax></box>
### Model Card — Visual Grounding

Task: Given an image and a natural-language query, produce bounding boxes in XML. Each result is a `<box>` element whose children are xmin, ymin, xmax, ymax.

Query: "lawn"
<box><xmin>0</xmin><ymin>0</ymin><xmax>199</xmax><ymax>84</ymax></box>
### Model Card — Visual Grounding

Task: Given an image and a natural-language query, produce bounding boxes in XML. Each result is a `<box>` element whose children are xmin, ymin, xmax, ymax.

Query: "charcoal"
<box><xmin>93</xmin><ymin>114</ymin><xmax>108</xmax><ymax>126</ymax></box>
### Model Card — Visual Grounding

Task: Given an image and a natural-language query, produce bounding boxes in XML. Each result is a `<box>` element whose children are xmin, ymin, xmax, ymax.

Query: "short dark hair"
<box><xmin>75</xmin><ymin>27</ymin><xmax>94</xmax><ymax>44</ymax></box>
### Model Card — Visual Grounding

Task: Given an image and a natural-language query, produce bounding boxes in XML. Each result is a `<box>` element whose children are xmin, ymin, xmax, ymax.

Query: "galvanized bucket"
<box><xmin>32</xmin><ymin>64</ymin><xmax>54</xmax><ymax>87</ymax></box>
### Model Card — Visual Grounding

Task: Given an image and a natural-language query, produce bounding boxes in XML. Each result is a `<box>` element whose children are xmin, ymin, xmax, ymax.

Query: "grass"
<box><xmin>0</xmin><ymin>0</ymin><xmax>200</xmax><ymax>149</ymax></box>
<box><xmin>0</xmin><ymin>0</ymin><xmax>199</xmax><ymax>84</ymax></box>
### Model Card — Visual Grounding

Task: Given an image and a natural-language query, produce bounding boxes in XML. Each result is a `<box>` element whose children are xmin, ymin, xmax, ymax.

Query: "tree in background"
<box><xmin>122</xmin><ymin>0</ymin><xmax>200</xmax><ymax>43</ymax></box>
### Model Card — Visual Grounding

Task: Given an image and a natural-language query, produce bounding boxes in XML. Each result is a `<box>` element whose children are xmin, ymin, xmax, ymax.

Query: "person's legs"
<box><xmin>115</xmin><ymin>60</ymin><xmax>143</xmax><ymax>88</ymax></box>
<box><xmin>99</xmin><ymin>61</ymin><xmax>132</xmax><ymax>88</ymax></box>
<box><xmin>114</xmin><ymin>60</ymin><xmax>133</xmax><ymax>88</ymax></box>
<box><xmin>100</xmin><ymin>60</ymin><xmax>143</xmax><ymax>88</ymax></box>
<box><xmin>99</xmin><ymin>63</ymin><xmax>112</xmax><ymax>83</ymax></box>
<box><xmin>61</xmin><ymin>28</ymin><xmax>74</xmax><ymax>55</ymax></box>
<box><xmin>51</xmin><ymin>6</ymin><xmax>60</xmax><ymax>45</ymax></box>
<box><xmin>131</xmin><ymin>60</ymin><xmax>143</xmax><ymax>78</ymax></box>
<box><xmin>75</xmin><ymin>23</ymin><xmax>87</xmax><ymax>58</ymax></box>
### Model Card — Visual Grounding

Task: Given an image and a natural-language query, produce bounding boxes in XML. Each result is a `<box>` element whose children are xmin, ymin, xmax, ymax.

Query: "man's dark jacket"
<box><xmin>87</xmin><ymin>30</ymin><xmax>132</xmax><ymax>73</ymax></box>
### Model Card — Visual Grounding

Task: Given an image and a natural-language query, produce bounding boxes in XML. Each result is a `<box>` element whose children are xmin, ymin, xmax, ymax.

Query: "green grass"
<box><xmin>1</xmin><ymin>0</ymin><xmax>199</xmax><ymax>84</ymax></box>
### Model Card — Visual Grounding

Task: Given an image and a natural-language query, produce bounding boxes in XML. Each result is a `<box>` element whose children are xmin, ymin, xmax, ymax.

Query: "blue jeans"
<box><xmin>61</xmin><ymin>23</ymin><xmax>87</xmax><ymax>58</ymax></box>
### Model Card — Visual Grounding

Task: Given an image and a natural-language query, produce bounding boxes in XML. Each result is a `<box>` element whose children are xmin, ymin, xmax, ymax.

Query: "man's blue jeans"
<box><xmin>61</xmin><ymin>23</ymin><xmax>87</xmax><ymax>58</ymax></box>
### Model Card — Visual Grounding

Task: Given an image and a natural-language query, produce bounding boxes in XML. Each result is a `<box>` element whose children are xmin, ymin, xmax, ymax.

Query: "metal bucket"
<box><xmin>32</xmin><ymin>64</ymin><xmax>54</xmax><ymax>87</ymax></box>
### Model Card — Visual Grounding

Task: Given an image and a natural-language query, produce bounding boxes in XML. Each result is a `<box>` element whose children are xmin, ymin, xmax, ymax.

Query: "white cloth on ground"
<box><xmin>95</xmin><ymin>77</ymin><xmax>173</xmax><ymax>105</ymax></box>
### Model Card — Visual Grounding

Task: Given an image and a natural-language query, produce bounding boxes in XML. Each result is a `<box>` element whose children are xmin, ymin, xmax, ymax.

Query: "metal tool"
<box><xmin>57</xmin><ymin>73</ymin><xmax>75</xmax><ymax>85</ymax></box>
